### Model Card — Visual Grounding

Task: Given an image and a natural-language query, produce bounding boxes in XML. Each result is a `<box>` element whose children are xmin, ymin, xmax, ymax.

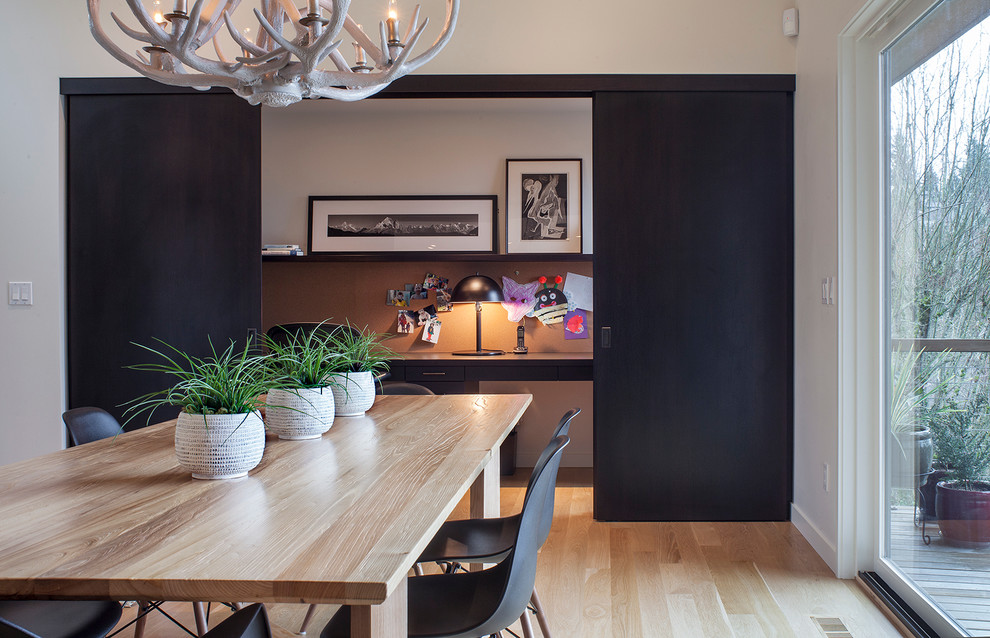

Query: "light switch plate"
<box><xmin>8</xmin><ymin>282</ymin><xmax>33</xmax><ymax>306</ymax></box>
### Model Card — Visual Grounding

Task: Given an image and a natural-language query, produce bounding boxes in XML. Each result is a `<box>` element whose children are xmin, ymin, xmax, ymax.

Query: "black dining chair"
<box><xmin>0</xmin><ymin>600</ymin><xmax>122</xmax><ymax>638</ymax></box>
<box><xmin>60</xmin><ymin>408</ymin><xmax>216</xmax><ymax>638</ymax></box>
<box><xmin>62</xmin><ymin>406</ymin><xmax>123</xmax><ymax>446</ymax></box>
<box><xmin>413</xmin><ymin>408</ymin><xmax>581</xmax><ymax>636</ymax></box>
<box><xmin>198</xmin><ymin>604</ymin><xmax>272</xmax><ymax>638</ymax></box>
<box><xmin>320</xmin><ymin>435</ymin><xmax>569</xmax><ymax>638</ymax></box>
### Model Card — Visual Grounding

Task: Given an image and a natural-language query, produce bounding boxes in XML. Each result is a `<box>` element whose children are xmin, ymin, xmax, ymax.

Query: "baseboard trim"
<box><xmin>791</xmin><ymin>502</ymin><xmax>838</xmax><ymax>574</ymax></box>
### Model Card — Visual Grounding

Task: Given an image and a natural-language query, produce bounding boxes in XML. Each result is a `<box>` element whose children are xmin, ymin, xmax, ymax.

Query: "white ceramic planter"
<box><xmin>329</xmin><ymin>371</ymin><xmax>376</xmax><ymax>416</ymax></box>
<box><xmin>265</xmin><ymin>387</ymin><xmax>335</xmax><ymax>440</ymax></box>
<box><xmin>174</xmin><ymin>411</ymin><xmax>265</xmax><ymax>479</ymax></box>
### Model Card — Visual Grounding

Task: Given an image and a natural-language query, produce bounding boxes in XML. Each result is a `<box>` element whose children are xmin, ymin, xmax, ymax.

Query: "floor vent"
<box><xmin>813</xmin><ymin>616</ymin><xmax>853</xmax><ymax>638</ymax></box>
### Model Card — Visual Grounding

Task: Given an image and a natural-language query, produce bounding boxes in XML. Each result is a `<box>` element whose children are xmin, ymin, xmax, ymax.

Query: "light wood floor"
<box><xmin>114</xmin><ymin>485</ymin><xmax>906</xmax><ymax>638</ymax></box>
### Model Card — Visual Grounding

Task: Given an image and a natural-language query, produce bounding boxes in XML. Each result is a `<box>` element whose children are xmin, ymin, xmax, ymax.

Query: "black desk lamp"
<box><xmin>451</xmin><ymin>274</ymin><xmax>505</xmax><ymax>356</ymax></box>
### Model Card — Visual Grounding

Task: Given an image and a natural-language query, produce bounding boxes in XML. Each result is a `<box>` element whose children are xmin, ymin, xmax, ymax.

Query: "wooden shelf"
<box><xmin>262</xmin><ymin>253</ymin><xmax>593</xmax><ymax>263</ymax></box>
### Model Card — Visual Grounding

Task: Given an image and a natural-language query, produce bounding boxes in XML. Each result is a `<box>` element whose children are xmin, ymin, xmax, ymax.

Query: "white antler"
<box><xmin>88</xmin><ymin>0</ymin><xmax>459</xmax><ymax>106</ymax></box>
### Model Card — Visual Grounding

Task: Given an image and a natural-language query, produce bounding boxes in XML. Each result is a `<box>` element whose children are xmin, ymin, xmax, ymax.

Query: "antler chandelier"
<box><xmin>87</xmin><ymin>0</ymin><xmax>458</xmax><ymax>106</ymax></box>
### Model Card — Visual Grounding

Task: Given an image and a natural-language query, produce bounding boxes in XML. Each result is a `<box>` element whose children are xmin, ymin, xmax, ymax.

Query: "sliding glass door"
<box><xmin>881</xmin><ymin>2</ymin><xmax>990</xmax><ymax>634</ymax></box>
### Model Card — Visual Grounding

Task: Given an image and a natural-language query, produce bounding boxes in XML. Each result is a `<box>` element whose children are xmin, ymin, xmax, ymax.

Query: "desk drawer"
<box><xmin>405</xmin><ymin>365</ymin><xmax>465</xmax><ymax>382</ymax></box>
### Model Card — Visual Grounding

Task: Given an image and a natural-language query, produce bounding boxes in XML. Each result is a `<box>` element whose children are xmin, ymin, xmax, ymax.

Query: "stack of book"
<box><xmin>262</xmin><ymin>244</ymin><xmax>305</xmax><ymax>256</ymax></box>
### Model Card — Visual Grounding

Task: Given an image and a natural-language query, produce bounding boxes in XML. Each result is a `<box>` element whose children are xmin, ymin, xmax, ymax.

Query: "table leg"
<box><xmin>350</xmin><ymin>580</ymin><xmax>407</xmax><ymax>638</ymax></box>
<box><xmin>470</xmin><ymin>444</ymin><xmax>501</xmax><ymax>520</ymax></box>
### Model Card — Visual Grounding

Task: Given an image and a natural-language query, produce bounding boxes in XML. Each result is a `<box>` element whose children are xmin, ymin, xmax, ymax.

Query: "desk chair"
<box><xmin>62</xmin><ymin>407</ymin><xmax>123</xmax><ymax>445</ymax></box>
<box><xmin>60</xmin><ymin>408</ymin><xmax>214</xmax><ymax>638</ymax></box>
<box><xmin>264</xmin><ymin>323</ymin><xmax>360</xmax><ymax>348</ymax></box>
<box><xmin>413</xmin><ymin>407</ymin><xmax>581</xmax><ymax>637</ymax></box>
<box><xmin>320</xmin><ymin>436</ymin><xmax>570</xmax><ymax>638</ymax></box>
<box><xmin>266</xmin><ymin>323</ymin><xmax>390</xmax><ymax>385</ymax></box>
<box><xmin>0</xmin><ymin>600</ymin><xmax>122</xmax><ymax>638</ymax></box>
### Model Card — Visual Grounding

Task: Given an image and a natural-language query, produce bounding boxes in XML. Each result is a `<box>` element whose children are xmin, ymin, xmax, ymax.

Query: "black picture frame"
<box><xmin>308</xmin><ymin>195</ymin><xmax>497</xmax><ymax>255</ymax></box>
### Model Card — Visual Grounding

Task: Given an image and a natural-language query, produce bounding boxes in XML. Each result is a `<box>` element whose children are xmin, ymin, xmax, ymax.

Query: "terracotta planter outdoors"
<box><xmin>935</xmin><ymin>480</ymin><xmax>990</xmax><ymax>548</ymax></box>
<box><xmin>174</xmin><ymin>411</ymin><xmax>266</xmax><ymax>480</ymax></box>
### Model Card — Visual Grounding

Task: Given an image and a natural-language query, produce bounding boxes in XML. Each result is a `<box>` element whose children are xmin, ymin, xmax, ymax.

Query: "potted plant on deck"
<box><xmin>125</xmin><ymin>338</ymin><xmax>286</xmax><ymax>480</ymax></box>
<box><xmin>888</xmin><ymin>348</ymin><xmax>946</xmax><ymax>489</ymax></box>
<box><xmin>933</xmin><ymin>401</ymin><xmax>990</xmax><ymax>547</ymax></box>
<box><xmin>262</xmin><ymin>322</ymin><xmax>342</xmax><ymax>440</ymax></box>
<box><xmin>327</xmin><ymin>324</ymin><xmax>395</xmax><ymax>417</ymax></box>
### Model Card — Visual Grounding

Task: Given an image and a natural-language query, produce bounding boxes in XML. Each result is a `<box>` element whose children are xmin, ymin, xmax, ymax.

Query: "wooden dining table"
<box><xmin>0</xmin><ymin>393</ymin><xmax>532</xmax><ymax>637</ymax></box>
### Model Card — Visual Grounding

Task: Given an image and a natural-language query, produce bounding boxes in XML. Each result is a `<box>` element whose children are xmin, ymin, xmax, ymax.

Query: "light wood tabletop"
<box><xmin>0</xmin><ymin>393</ymin><xmax>532</xmax><ymax>638</ymax></box>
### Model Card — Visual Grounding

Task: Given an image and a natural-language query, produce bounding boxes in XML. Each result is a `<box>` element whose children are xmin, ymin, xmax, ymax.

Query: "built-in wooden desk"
<box><xmin>388</xmin><ymin>352</ymin><xmax>593</xmax><ymax>394</ymax></box>
<box><xmin>0</xmin><ymin>394</ymin><xmax>531</xmax><ymax>638</ymax></box>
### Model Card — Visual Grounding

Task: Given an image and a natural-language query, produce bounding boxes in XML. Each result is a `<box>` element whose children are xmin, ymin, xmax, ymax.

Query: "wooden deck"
<box><xmin>890</xmin><ymin>505</ymin><xmax>990</xmax><ymax>635</ymax></box>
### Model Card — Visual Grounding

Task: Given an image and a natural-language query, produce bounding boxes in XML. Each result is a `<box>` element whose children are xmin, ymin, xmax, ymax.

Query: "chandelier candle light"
<box><xmin>87</xmin><ymin>0</ymin><xmax>459</xmax><ymax>106</ymax></box>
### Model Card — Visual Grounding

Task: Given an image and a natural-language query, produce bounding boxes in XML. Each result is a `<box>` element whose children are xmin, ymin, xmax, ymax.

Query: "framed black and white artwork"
<box><xmin>308</xmin><ymin>195</ymin><xmax>497</xmax><ymax>255</ymax></box>
<box><xmin>505</xmin><ymin>159</ymin><xmax>582</xmax><ymax>254</ymax></box>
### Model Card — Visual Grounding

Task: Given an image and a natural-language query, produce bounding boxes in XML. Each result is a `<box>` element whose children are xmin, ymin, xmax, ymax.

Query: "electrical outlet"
<box><xmin>823</xmin><ymin>463</ymin><xmax>830</xmax><ymax>492</ymax></box>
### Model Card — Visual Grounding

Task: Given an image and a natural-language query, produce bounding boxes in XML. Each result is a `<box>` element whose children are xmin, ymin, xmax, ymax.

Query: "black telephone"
<box><xmin>513</xmin><ymin>325</ymin><xmax>528</xmax><ymax>354</ymax></box>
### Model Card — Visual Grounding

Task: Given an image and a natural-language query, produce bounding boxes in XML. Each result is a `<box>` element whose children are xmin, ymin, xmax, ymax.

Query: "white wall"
<box><xmin>790</xmin><ymin>0</ymin><xmax>865</xmax><ymax>573</ymax></box>
<box><xmin>261</xmin><ymin>98</ymin><xmax>593</xmax><ymax>252</ymax></box>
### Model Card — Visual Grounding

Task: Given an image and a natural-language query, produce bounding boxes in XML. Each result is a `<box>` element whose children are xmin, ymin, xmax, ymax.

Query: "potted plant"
<box><xmin>934</xmin><ymin>402</ymin><xmax>990</xmax><ymax>547</ymax></box>
<box><xmin>124</xmin><ymin>338</ymin><xmax>283</xmax><ymax>480</ymax></box>
<box><xmin>262</xmin><ymin>322</ymin><xmax>342</xmax><ymax>440</ymax></box>
<box><xmin>889</xmin><ymin>348</ymin><xmax>950</xmax><ymax>487</ymax></box>
<box><xmin>327</xmin><ymin>324</ymin><xmax>396</xmax><ymax>417</ymax></box>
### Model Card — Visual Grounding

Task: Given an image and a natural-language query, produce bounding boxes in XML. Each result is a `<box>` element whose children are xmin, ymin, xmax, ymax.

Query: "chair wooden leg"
<box><xmin>192</xmin><ymin>601</ymin><xmax>209</xmax><ymax>636</ymax></box>
<box><xmin>298</xmin><ymin>604</ymin><xmax>318</xmax><ymax>634</ymax></box>
<box><xmin>413</xmin><ymin>563</ymin><xmax>424</xmax><ymax>576</ymax></box>
<box><xmin>519</xmin><ymin>608</ymin><xmax>535</xmax><ymax>638</ymax></box>
<box><xmin>134</xmin><ymin>601</ymin><xmax>151</xmax><ymax>638</ymax></box>
<box><xmin>531</xmin><ymin>588</ymin><xmax>551</xmax><ymax>637</ymax></box>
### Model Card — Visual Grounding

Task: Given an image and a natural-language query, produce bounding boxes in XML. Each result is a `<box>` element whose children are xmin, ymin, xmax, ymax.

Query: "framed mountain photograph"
<box><xmin>308</xmin><ymin>195</ymin><xmax>497</xmax><ymax>255</ymax></box>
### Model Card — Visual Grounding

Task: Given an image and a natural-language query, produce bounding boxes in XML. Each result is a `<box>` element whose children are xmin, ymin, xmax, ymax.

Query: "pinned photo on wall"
<box><xmin>562</xmin><ymin>272</ymin><xmax>593</xmax><ymax>311</ymax></box>
<box><xmin>564</xmin><ymin>309</ymin><xmax>589</xmax><ymax>339</ymax></box>
<box><xmin>436</xmin><ymin>289</ymin><xmax>452</xmax><ymax>312</ymax></box>
<box><xmin>397</xmin><ymin>310</ymin><xmax>417</xmax><ymax>334</ymax></box>
<box><xmin>417</xmin><ymin>305</ymin><xmax>438</xmax><ymax>326</ymax></box>
<box><xmin>424</xmin><ymin>273</ymin><xmax>449</xmax><ymax>291</ymax></box>
<box><xmin>422</xmin><ymin>318</ymin><xmax>442</xmax><ymax>343</ymax></box>
<box><xmin>405</xmin><ymin>283</ymin><xmax>428</xmax><ymax>300</ymax></box>
<box><xmin>387</xmin><ymin>290</ymin><xmax>411</xmax><ymax>307</ymax></box>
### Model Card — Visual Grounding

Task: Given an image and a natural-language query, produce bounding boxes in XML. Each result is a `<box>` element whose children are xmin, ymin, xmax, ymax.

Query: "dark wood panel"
<box><xmin>67</xmin><ymin>93</ymin><xmax>261</xmax><ymax>428</ymax></box>
<box><xmin>593</xmin><ymin>91</ymin><xmax>793</xmax><ymax>521</ymax></box>
<box><xmin>467</xmin><ymin>366</ymin><xmax>558</xmax><ymax>382</ymax></box>
<box><xmin>61</xmin><ymin>75</ymin><xmax>796</xmax><ymax>99</ymax></box>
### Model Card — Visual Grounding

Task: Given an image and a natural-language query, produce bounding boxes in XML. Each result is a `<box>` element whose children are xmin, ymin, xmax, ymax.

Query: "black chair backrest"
<box><xmin>62</xmin><ymin>407</ymin><xmax>122</xmax><ymax>446</ymax></box>
<box><xmin>523</xmin><ymin>407</ymin><xmax>580</xmax><ymax>505</ymax></box>
<box><xmin>201</xmin><ymin>603</ymin><xmax>271</xmax><ymax>638</ymax></box>
<box><xmin>0</xmin><ymin>616</ymin><xmax>39</xmax><ymax>638</ymax></box>
<box><xmin>468</xmin><ymin>435</ymin><xmax>569</xmax><ymax>637</ymax></box>
<box><xmin>378</xmin><ymin>382</ymin><xmax>435</xmax><ymax>396</ymax></box>
<box><xmin>265</xmin><ymin>322</ymin><xmax>361</xmax><ymax>350</ymax></box>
